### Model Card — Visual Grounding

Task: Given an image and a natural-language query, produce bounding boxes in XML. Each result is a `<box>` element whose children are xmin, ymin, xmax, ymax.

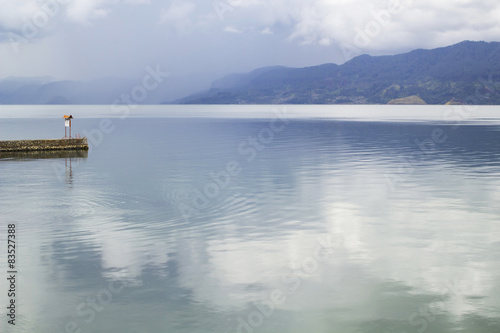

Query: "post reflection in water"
<box><xmin>0</xmin><ymin>149</ymin><xmax>88</xmax><ymax>184</ymax></box>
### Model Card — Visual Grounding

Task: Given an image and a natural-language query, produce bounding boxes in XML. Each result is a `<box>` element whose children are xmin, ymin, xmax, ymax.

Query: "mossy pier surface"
<box><xmin>0</xmin><ymin>138</ymin><xmax>89</xmax><ymax>152</ymax></box>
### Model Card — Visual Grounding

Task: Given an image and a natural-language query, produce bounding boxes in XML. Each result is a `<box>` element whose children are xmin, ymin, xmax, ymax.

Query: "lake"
<box><xmin>1</xmin><ymin>105</ymin><xmax>500</xmax><ymax>333</ymax></box>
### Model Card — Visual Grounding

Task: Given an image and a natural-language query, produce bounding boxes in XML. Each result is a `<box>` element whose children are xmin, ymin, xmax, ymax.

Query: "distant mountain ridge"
<box><xmin>177</xmin><ymin>41</ymin><xmax>500</xmax><ymax>105</ymax></box>
<box><xmin>0</xmin><ymin>74</ymin><xmax>216</xmax><ymax>105</ymax></box>
<box><xmin>2</xmin><ymin>41</ymin><xmax>499</xmax><ymax>105</ymax></box>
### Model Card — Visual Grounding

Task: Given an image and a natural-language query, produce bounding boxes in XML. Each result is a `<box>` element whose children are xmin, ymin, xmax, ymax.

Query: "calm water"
<box><xmin>1</xmin><ymin>106</ymin><xmax>500</xmax><ymax>333</ymax></box>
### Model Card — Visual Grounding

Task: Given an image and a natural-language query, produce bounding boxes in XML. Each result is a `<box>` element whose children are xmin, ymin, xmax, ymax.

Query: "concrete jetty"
<box><xmin>0</xmin><ymin>138</ymin><xmax>89</xmax><ymax>152</ymax></box>
<box><xmin>0</xmin><ymin>149</ymin><xmax>88</xmax><ymax>159</ymax></box>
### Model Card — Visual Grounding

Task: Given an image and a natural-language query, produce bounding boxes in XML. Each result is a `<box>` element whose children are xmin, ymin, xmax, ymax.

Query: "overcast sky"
<box><xmin>1</xmin><ymin>0</ymin><xmax>499</xmax><ymax>81</ymax></box>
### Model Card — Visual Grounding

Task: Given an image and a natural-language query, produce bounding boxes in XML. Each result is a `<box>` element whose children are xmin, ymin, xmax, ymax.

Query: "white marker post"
<box><xmin>63</xmin><ymin>115</ymin><xmax>73</xmax><ymax>138</ymax></box>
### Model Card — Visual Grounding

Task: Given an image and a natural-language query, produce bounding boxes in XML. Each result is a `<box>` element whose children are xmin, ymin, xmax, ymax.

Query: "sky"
<box><xmin>0</xmin><ymin>0</ymin><xmax>500</xmax><ymax>81</ymax></box>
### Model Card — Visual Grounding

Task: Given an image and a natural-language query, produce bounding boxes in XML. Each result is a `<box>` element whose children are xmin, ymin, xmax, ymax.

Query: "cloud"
<box><xmin>260</xmin><ymin>27</ymin><xmax>272</xmax><ymax>35</ymax></box>
<box><xmin>0</xmin><ymin>0</ymin><xmax>152</xmax><ymax>31</ymax></box>
<box><xmin>65</xmin><ymin>0</ymin><xmax>117</xmax><ymax>24</ymax></box>
<box><xmin>1</xmin><ymin>0</ymin><xmax>500</xmax><ymax>80</ymax></box>
<box><xmin>223</xmin><ymin>26</ymin><xmax>243</xmax><ymax>33</ymax></box>
<box><xmin>2</xmin><ymin>0</ymin><xmax>499</xmax><ymax>50</ymax></box>
<box><xmin>124</xmin><ymin>0</ymin><xmax>150</xmax><ymax>4</ymax></box>
<box><xmin>159</xmin><ymin>1</ymin><xmax>196</xmax><ymax>30</ymax></box>
<box><xmin>0</xmin><ymin>0</ymin><xmax>40</xmax><ymax>30</ymax></box>
<box><xmin>213</xmin><ymin>0</ymin><xmax>500</xmax><ymax>54</ymax></box>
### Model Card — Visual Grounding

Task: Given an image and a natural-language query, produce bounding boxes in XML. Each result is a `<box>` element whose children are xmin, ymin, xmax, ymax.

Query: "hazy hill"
<box><xmin>178</xmin><ymin>41</ymin><xmax>500</xmax><ymax>105</ymax></box>
<box><xmin>0</xmin><ymin>74</ymin><xmax>215</xmax><ymax>105</ymax></box>
<box><xmin>2</xmin><ymin>41</ymin><xmax>499</xmax><ymax>105</ymax></box>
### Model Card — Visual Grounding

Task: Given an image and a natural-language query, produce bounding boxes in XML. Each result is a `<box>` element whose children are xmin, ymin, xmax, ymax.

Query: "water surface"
<box><xmin>1</xmin><ymin>105</ymin><xmax>500</xmax><ymax>333</ymax></box>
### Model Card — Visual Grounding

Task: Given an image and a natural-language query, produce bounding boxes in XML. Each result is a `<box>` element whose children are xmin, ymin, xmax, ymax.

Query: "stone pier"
<box><xmin>0</xmin><ymin>138</ymin><xmax>89</xmax><ymax>152</ymax></box>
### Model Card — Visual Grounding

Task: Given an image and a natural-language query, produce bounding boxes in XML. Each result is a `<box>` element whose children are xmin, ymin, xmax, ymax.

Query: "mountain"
<box><xmin>210</xmin><ymin>66</ymin><xmax>289</xmax><ymax>90</ymax></box>
<box><xmin>177</xmin><ymin>41</ymin><xmax>500</xmax><ymax>105</ymax></box>
<box><xmin>0</xmin><ymin>73</ymin><xmax>216</xmax><ymax>105</ymax></box>
<box><xmin>387</xmin><ymin>95</ymin><xmax>427</xmax><ymax>105</ymax></box>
